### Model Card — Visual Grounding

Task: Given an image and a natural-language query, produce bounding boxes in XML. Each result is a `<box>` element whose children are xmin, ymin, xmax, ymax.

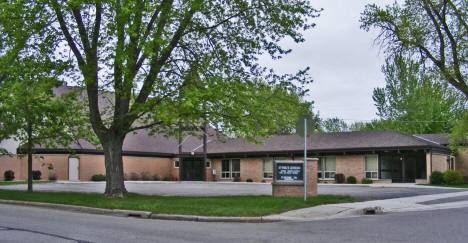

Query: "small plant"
<box><xmin>246</xmin><ymin>178</ymin><xmax>253</xmax><ymax>182</ymax></box>
<box><xmin>463</xmin><ymin>176</ymin><xmax>468</xmax><ymax>184</ymax></box>
<box><xmin>32</xmin><ymin>170</ymin><xmax>42</xmax><ymax>180</ymax></box>
<box><xmin>361</xmin><ymin>178</ymin><xmax>373</xmax><ymax>184</ymax></box>
<box><xmin>48</xmin><ymin>172</ymin><xmax>57</xmax><ymax>181</ymax></box>
<box><xmin>346</xmin><ymin>176</ymin><xmax>357</xmax><ymax>184</ymax></box>
<box><xmin>334</xmin><ymin>173</ymin><xmax>345</xmax><ymax>184</ymax></box>
<box><xmin>47</xmin><ymin>164</ymin><xmax>54</xmax><ymax>170</ymax></box>
<box><xmin>4</xmin><ymin>170</ymin><xmax>14</xmax><ymax>181</ymax></box>
<box><xmin>129</xmin><ymin>172</ymin><xmax>140</xmax><ymax>181</ymax></box>
<box><xmin>233</xmin><ymin>176</ymin><xmax>241</xmax><ymax>182</ymax></box>
<box><xmin>430</xmin><ymin>171</ymin><xmax>444</xmax><ymax>185</ymax></box>
<box><xmin>90</xmin><ymin>174</ymin><xmax>106</xmax><ymax>181</ymax></box>
<box><xmin>140</xmin><ymin>172</ymin><xmax>151</xmax><ymax>181</ymax></box>
<box><xmin>152</xmin><ymin>173</ymin><xmax>161</xmax><ymax>181</ymax></box>
<box><xmin>442</xmin><ymin>170</ymin><xmax>463</xmax><ymax>185</ymax></box>
<box><xmin>123</xmin><ymin>173</ymin><xmax>129</xmax><ymax>181</ymax></box>
<box><xmin>261</xmin><ymin>180</ymin><xmax>266</xmax><ymax>183</ymax></box>
<box><xmin>162</xmin><ymin>177</ymin><xmax>170</xmax><ymax>181</ymax></box>
<box><xmin>170</xmin><ymin>176</ymin><xmax>178</xmax><ymax>181</ymax></box>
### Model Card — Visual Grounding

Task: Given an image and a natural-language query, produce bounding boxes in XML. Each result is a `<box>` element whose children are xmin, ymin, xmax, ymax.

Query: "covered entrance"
<box><xmin>380</xmin><ymin>152</ymin><xmax>426</xmax><ymax>183</ymax></box>
<box><xmin>180</xmin><ymin>157</ymin><xmax>205</xmax><ymax>181</ymax></box>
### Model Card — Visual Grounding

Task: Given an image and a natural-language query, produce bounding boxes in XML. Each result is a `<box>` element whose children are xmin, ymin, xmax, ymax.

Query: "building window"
<box><xmin>263</xmin><ymin>158</ymin><xmax>273</xmax><ymax>179</ymax></box>
<box><xmin>448</xmin><ymin>156</ymin><xmax>456</xmax><ymax>170</ymax></box>
<box><xmin>221</xmin><ymin>159</ymin><xmax>240</xmax><ymax>179</ymax></box>
<box><xmin>365</xmin><ymin>155</ymin><xmax>378</xmax><ymax>179</ymax></box>
<box><xmin>206</xmin><ymin>161</ymin><xmax>211</xmax><ymax>168</ymax></box>
<box><xmin>318</xmin><ymin>156</ymin><xmax>336</xmax><ymax>179</ymax></box>
<box><xmin>174</xmin><ymin>161</ymin><xmax>180</xmax><ymax>168</ymax></box>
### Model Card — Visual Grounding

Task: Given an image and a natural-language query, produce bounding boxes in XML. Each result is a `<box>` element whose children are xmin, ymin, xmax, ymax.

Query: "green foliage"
<box><xmin>443</xmin><ymin>170</ymin><xmax>463</xmax><ymax>185</ymax></box>
<box><xmin>449</xmin><ymin>111</ymin><xmax>468</xmax><ymax>151</ymax></box>
<box><xmin>361</xmin><ymin>178</ymin><xmax>373</xmax><ymax>184</ymax></box>
<box><xmin>361</xmin><ymin>0</ymin><xmax>468</xmax><ymax>98</ymax></box>
<box><xmin>430</xmin><ymin>171</ymin><xmax>444</xmax><ymax>185</ymax></box>
<box><xmin>365</xmin><ymin>56</ymin><xmax>466</xmax><ymax>134</ymax></box>
<box><xmin>463</xmin><ymin>176</ymin><xmax>468</xmax><ymax>184</ymax></box>
<box><xmin>246</xmin><ymin>178</ymin><xmax>253</xmax><ymax>182</ymax></box>
<box><xmin>152</xmin><ymin>174</ymin><xmax>161</xmax><ymax>181</ymax></box>
<box><xmin>334</xmin><ymin>174</ymin><xmax>345</xmax><ymax>183</ymax></box>
<box><xmin>48</xmin><ymin>172</ymin><xmax>57</xmax><ymax>181</ymax></box>
<box><xmin>321</xmin><ymin>117</ymin><xmax>349</xmax><ymax>132</ymax></box>
<box><xmin>346</xmin><ymin>176</ymin><xmax>357</xmax><ymax>184</ymax></box>
<box><xmin>32</xmin><ymin>170</ymin><xmax>41</xmax><ymax>180</ymax></box>
<box><xmin>91</xmin><ymin>174</ymin><xmax>106</xmax><ymax>182</ymax></box>
<box><xmin>129</xmin><ymin>172</ymin><xmax>140</xmax><ymax>181</ymax></box>
<box><xmin>3</xmin><ymin>170</ymin><xmax>14</xmax><ymax>181</ymax></box>
<box><xmin>140</xmin><ymin>172</ymin><xmax>151</xmax><ymax>181</ymax></box>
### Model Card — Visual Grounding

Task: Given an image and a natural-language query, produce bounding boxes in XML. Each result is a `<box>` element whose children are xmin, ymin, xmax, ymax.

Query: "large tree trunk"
<box><xmin>102</xmin><ymin>135</ymin><xmax>127</xmax><ymax>197</ymax></box>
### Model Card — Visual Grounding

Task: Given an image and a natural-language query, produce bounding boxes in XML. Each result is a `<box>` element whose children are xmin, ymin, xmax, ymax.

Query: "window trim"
<box><xmin>262</xmin><ymin>158</ymin><xmax>274</xmax><ymax>179</ymax></box>
<box><xmin>205</xmin><ymin>161</ymin><xmax>211</xmax><ymax>168</ymax></box>
<box><xmin>318</xmin><ymin>156</ymin><xmax>336</xmax><ymax>180</ymax></box>
<box><xmin>174</xmin><ymin>160</ymin><xmax>180</xmax><ymax>168</ymax></box>
<box><xmin>221</xmin><ymin>159</ymin><xmax>241</xmax><ymax>179</ymax></box>
<box><xmin>364</xmin><ymin>154</ymin><xmax>379</xmax><ymax>180</ymax></box>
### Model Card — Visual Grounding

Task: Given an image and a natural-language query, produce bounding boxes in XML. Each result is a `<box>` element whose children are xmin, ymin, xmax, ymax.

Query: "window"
<box><xmin>448</xmin><ymin>156</ymin><xmax>456</xmax><ymax>170</ymax></box>
<box><xmin>365</xmin><ymin>155</ymin><xmax>378</xmax><ymax>179</ymax></box>
<box><xmin>174</xmin><ymin>161</ymin><xmax>180</xmax><ymax>168</ymax></box>
<box><xmin>263</xmin><ymin>158</ymin><xmax>273</xmax><ymax>179</ymax></box>
<box><xmin>206</xmin><ymin>161</ymin><xmax>211</xmax><ymax>168</ymax></box>
<box><xmin>221</xmin><ymin>159</ymin><xmax>240</xmax><ymax>179</ymax></box>
<box><xmin>318</xmin><ymin>157</ymin><xmax>336</xmax><ymax>179</ymax></box>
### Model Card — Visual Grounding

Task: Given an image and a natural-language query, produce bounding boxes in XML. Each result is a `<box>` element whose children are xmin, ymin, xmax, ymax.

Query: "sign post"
<box><xmin>304</xmin><ymin>118</ymin><xmax>307</xmax><ymax>202</ymax></box>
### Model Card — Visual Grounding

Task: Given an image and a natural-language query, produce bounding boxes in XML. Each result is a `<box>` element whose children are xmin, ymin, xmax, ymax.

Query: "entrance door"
<box><xmin>181</xmin><ymin>158</ymin><xmax>204</xmax><ymax>181</ymax></box>
<box><xmin>68</xmin><ymin>157</ymin><xmax>79</xmax><ymax>181</ymax></box>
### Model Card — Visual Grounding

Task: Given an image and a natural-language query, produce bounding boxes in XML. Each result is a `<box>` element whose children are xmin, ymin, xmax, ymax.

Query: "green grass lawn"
<box><xmin>0</xmin><ymin>180</ymin><xmax>54</xmax><ymax>186</ymax></box>
<box><xmin>420</xmin><ymin>184</ymin><xmax>468</xmax><ymax>189</ymax></box>
<box><xmin>0</xmin><ymin>189</ymin><xmax>356</xmax><ymax>216</ymax></box>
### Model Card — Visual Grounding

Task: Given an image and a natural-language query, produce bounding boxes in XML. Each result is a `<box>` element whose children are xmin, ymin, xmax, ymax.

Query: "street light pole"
<box><xmin>304</xmin><ymin>118</ymin><xmax>307</xmax><ymax>202</ymax></box>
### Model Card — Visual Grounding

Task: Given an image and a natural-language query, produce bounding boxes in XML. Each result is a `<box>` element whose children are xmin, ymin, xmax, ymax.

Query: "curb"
<box><xmin>0</xmin><ymin>199</ymin><xmax>278</xmax><ymax>223</ymax></box>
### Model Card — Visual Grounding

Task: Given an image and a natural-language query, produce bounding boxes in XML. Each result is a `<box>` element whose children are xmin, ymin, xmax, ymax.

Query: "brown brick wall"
<box><xmin>432</xmin><ymin>153</ymin><xmax>449</xmax><ymax>172</ymax></box>
<box><xmin>455</xmin><ymin>147</ymin><xmax>468</xmax><ymax>176</ymax></box>
<box><xmin>0</xmin><ymin>154</ymin><xmax>68</xmax><ymax>181</ymax></box>
<box><xmin>336</xmin><ymin>155</ymin><xmax>365</xmax><ymax>182</ymax></box>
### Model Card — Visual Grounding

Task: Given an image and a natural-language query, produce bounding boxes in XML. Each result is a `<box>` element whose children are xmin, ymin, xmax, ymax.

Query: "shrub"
<box><xmin>261</xmin><ymin>180</ymin><xmax>266</xmax><ymax>183</ymax></box>
<box><xmin>32</xmin><ymin>170</ymin><xmax>42</xmax><ymax>180</ymax></box>
<box><xmin>90</xmin><ymin>174</ymin><xmax>106</xmax><ymax>181</ymax></box>
<box><xmin>346</xmin><ymin>176</ymin><xmax>356</xmax><ymax>184</ymax></box>
<box><xmin>152</xmin><ymin>174</ymin><xmax>161</xmax><ymax>181</ymax></box>
<box><xmin>170</xmin><ymin>176</ymin><xmax>178</xmax><ymax>181</ymax></box>
<box><xmin>463</xmin><ymin>176</ymin><xmax>468</xmax><ymax>184</ymax></box>
<box><xmin>4</xmin><ymin>170</ymin><xmax>14</xmax><ymax>181</ymax></box>
<box><xmin>443</xmin><ymin>170</ymin><xmax>463</xmax><ymax>185</ymax></box>
<box><xmin>129</xmin><ymin>172</ymin><xmax>140</xmax><ymax>181</ymax></box>
<box><xmin>140</xmin><ymin>172</ymin><xmax>151</xmax><ymax>181</ymax></box>
<box><xmin>162</xmin><ymin>177</ymin><xmax>170</xmax><ymax>181</ymax></box>
<box><xmin>48</xmin><ymin>172</ymin><xmax>57</xmax><ymax>181</ymax></box>
<box><xmin>361</xmin><ymin>178</ymin><xmax>373</xmax><ymax>184</ymax></box>
<box><xmin>430</xmin><ymin>171</ymin><xmax>444</xmax><ymax>185</ymax></box>
<box><xmin>123</xmin><ymin>173</ymin><xmax>129</xmax><ymax>181</ymax></box>
<box><xmin>246</xmin><ymin>178</ymin><xmax>253</xmax><ymax>182</ymax></box>
<box><xmin>334</xmin><ymin>173</ymin><xmax>345</xmax><ymax>184</ymax></box>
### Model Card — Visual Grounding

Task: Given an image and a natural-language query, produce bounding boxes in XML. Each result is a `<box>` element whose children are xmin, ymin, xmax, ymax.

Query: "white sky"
<box><xmin>259</xmin><ymin>0</ymin><xmax>396</xmax><ymax>122</ymax></box>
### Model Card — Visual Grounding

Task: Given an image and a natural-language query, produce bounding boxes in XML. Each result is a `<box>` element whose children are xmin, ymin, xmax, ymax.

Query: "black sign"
<box><xmin>275</xmin><ymin>162</ymin><xmax>304</xmax><ymax>181</ymax></box>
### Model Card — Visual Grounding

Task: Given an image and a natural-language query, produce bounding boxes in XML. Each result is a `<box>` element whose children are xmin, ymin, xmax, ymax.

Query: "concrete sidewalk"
<box><xmin>265</xmin><ymin>190</ymin><xmax>468</xmax><ymax>222</ymax></box>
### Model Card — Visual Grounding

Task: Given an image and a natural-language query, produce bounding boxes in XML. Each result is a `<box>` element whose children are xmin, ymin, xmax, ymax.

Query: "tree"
<box><xmin>0</xmin><ymin>55</ymin><xmax>87</xmax><ymax>192</ymax></box>
<box><xmin>5</xmin><ymin>1</ymin><xmax>321</xmax><ymax>197</ymax></box>
<box><xmin>366</xmin><ymin>56</ymin><xmax>466</xmax><ymax>134</ymax></box>
<box><xmin>361</xmin><ymin>0</ymin><xmax>468</xmax><ymax>97</ymax></box>
<box><xmin>321</xmin><ymin>117</ymin><xmax>350</xmax><ymax>132</ymax></box>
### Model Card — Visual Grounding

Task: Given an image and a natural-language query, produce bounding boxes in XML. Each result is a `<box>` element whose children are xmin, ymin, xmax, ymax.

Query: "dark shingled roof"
<box><xmin>199</xmin><ymin>130</ymin><xmax>450</xmax><ymax>155</ymax></box>
<box><xmin>414</xmin><ymin>134</ymin><xmax>450</xmax><ymax>146</ymax></box>
<box><xmin>30</xmin><ymin>86</ymin><xmax>450</xmax><ymax>156</ymax></box>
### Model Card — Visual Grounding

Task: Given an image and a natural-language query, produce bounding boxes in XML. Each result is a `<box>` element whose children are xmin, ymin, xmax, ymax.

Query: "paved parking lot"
<box><xmin>0</xmin><ymin>181</ymin><xmax>466</xmax><ymax>199</ymax></box>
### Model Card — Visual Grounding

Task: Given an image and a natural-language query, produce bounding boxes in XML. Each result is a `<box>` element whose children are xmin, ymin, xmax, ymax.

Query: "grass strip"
<box><xmin>418</xmin><ymin>184</ymin><xmax>468</xmax><ymax>189</ymax></box>
<box><xmin>0</xmin><ymin>189</ymin><xmax>355</xmax><ymax>216</ymax></box>
<box><xmin>0</xmin><ymin>180</ymin><xmax>54</xmax><ymax>186</ymax></box>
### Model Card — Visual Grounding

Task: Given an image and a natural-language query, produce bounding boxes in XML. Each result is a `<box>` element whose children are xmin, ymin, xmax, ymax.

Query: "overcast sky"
<box><xmin>259</xmin><ymin>0</ymin><xmax>395</xmax><ymax>122</ymax></box>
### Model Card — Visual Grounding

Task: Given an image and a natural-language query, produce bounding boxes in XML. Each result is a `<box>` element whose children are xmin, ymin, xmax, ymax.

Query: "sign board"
<box><xmin>274</xmin><ymin>160</ymin><xmax>304</xmax><ymax>182</ymax></box>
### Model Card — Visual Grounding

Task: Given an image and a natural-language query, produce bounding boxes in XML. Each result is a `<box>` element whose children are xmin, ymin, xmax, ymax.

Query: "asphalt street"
<box><xmin>1</xmin><ymin>203</ymin><xmax>468</xmax><ymax>243</ymax></box>
<box><xmin>0</xmin><ymin>181</ymin><xmax>465</xmax><ymax>199</ymax></box>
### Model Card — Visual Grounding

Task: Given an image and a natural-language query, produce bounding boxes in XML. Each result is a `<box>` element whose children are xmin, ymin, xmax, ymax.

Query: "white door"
<box><xmin>68</xmin><ymin>157</ymin><xmax>79</xmax><ymax>181</ymax></box>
